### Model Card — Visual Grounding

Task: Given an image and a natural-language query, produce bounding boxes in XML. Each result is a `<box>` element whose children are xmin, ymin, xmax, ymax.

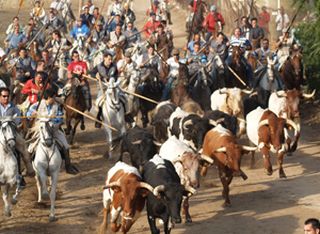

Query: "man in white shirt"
<box><xmin>275</xmin><ymin>6</ymin><xmax>290</xmax><ymax>38</ymax></box>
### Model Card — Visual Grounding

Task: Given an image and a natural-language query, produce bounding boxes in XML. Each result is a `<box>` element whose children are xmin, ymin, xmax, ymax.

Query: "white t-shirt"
<box><xmin>166</xmin><ymin>57</ymin><xmax>179</xmax><ymax>77</ymax></box>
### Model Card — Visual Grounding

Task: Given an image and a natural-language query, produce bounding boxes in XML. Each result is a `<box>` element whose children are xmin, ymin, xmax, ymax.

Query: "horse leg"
<box><xmin>49</xmin><ymin>172</ymin><xmax>59</xmax><ymax>222</ymax></box>
<box><xmin>70</xmin><ymin>118</ymin><xmax>81</xmax><ymax>145</ymax></box>
<box><xmin>12</xmin><ymin>174</ymin><xmax>23</xmax><ymax>205</ymax></box>
<box><xmin>65</xmin><ymin>117</ymin><xmax>72</xmax><ymax>135</ymax></box>
<box><xmin>80</xmin><ymin>115</ymin><xmax>85</xmax><ymax>130</ymax></box>
<box><xmin>1</xmin><ymin>184</ymin><xmax>11</xmax><ymax>217</ymax></box>
<box><xmin>38</xmin><ymin>170</ymin><xmax>49</xmax><ymax>202</ymax></box>
<box><xmin>35</xmin><ymin>173</ymin><xmax>42</xmax><ymax>202</ymax></box>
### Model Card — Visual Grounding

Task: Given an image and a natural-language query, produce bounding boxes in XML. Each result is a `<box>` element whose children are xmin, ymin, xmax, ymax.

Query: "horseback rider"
<box><xmin>0</xmin><ymin>87</ymin><xmax>35</xmax><ymax>177</ymax></box>
<box><xmin>161</xmin><ymin>48</ymin><xmax>180</xmax><ymax>101</ymax></box>
<box><xmin>66</xmin><ymin>50</ymin><xmax>91</xmax><ymax>111</ymax></box>
<box><xmin>70</xmin><ymin>18</ymin><xmax>90</xmax><ymax>41</ymax></box>
<box><xmin>30</xmin><ymin>0</ymin><xmax>47</xmax><ymax>25</ymax></box>
<box><xmin>276</xmin><ymin>29</ymin><xmax>296</xmax><ymax>71</ymax></box>
<box><xmin>117</xmin><ymin>50</ymin><xmax>138</xmax><ymax>89</ymax></box>
<box><xmin>254</xmin><ymin>38</ymin><xmax>276</xmax><ymax>66</ymax></box>
<box><xmin>123</xmin><ymin>21</ymin><xmax>141</xmax><ymax>49</ymax></box>
<box><xmin>123</xmin><ymin>2</ymin><xmax>136</xmax><ymax>27</ymax></box>
<box><xmin>26</xmin><ymin>88</ymin><xmax>78</xmax><ymax>174</ymax></box>
<box><xmin>15</xmin><ymin>47</ymin><xmax>36</xmax><ymax>83</ymax></box>
<box><xmin>91</xmin><ymin>52</ymin><xmax>118</xmax><ymax>128</ymax></box>
<box><xmin>107</xmin><ymin>0</ymin><xmax>124</xmax><ymax>19</ymax></box>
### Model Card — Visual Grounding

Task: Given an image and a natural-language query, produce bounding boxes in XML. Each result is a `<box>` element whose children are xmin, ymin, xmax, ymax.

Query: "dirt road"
<box><xmin>0</xmin><ymin>1</ymin><xmax>320</xmax><ymax>234</ymax></box>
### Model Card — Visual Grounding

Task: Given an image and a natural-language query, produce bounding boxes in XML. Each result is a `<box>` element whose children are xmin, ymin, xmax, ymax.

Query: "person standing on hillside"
<box><xmin>258</xmin><ymin>6</ymin><xmax>270</xmax><ymax>39</ymax></box>
<box><xmin>275</xmin><ymin>6</ymin><xmax>290</xmax><ymax>38</ymax></box>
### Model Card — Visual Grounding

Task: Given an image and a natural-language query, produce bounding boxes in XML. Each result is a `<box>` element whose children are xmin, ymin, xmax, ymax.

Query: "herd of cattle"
<box><xmin>99</xmin><ymin>85</ymin><xmax>315</xmax><ymax>233</ymax></box>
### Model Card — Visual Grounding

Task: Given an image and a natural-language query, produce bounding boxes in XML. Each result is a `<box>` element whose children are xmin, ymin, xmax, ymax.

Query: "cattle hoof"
<box><xmin>265</xmin><ymin>169</ymin><xmax>273</xmax><ymax>176</ymax></box>
<box><xmin>185</xmin><ymin>217</ymin><xmax>192</xmax><ymax>223</ymax></box>
<box><xmin>279</xmin><ymin>172</ymin><xmax>287</xmax><ymax>179</ymax></box>
<box><xmin>11</xmin><ymin>198</ymin><xmax>17</xmax><ymax>205</ymax></box>
<box><xmin>223</xmin><ymin>202</ymin><xmax>231</xmax><ymax>207</ymax></box>
<box><xmin>4</xmin><ymin>209</ymin><xmax>11</xmax><ymax>217</ymax></box>
<box><xmin>49</xmin><ymin>215</ymin><xmax>58</xmax><ymax>222</ymax></box>
<box><xmin>42</xmin><ymin>193</ymin><xmax>50</xmax><ymax>201</ymax></box>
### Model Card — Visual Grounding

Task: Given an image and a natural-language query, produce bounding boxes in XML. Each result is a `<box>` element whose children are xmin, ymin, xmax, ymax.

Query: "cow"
<box><xmin>120</xmin><ymin>126</ymin><xmax>158</xmax><ymax>172</ymax></box>
<box><xmin>100</xmin><ymin>162</ymin><xmax>155</xmax><ymax>234</ymax></box>
<box><xmin>159</xmin><ymin>136</ymin><xmax>213</xmax><ymax>223</ymax></box>
<box><xmin>246</xmin><ymin>107</ymin><xmax>300</xmax><ymax>178</ymax></box>
<box><xmin>143</xmin><ymin>154</ymin><xmax>196</xmax><ymax>234</ymax></box>
<box><xmin>151</xmin><ymin>101</ymin><xmax>177</xmax><ymax>143</ymax></box>
<box><xmin>168</xmin><ymin>107</ymin><xmax>214</xmax><ymax>151</ymax></box>
<box><xmin>201</xmin><ymin>124</ymin><xmax>257</xmax><ymax>206</ymax></box>
<box><xmin>210</xmin><ymin>87</ymin><xmax>253</xmax><ymax>117</ymax></box>
<box><xmin>204</xmin><ymin>110</ymin><xmax>246</xmax><ymax>137</ymax></box>
<box><xmin>268</xmin><ymin>89</ymin><xmax>315</xmax><ymax>152</ymax></box>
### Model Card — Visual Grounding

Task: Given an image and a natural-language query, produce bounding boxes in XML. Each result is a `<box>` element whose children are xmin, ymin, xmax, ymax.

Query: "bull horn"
<box><xmin>139</xmin><ymin>182</ymin><xmax>154</xmax><ymax>193</ymax></box>
<box><xmin>209</xmin><ymin>118</ymin><xmax>223</xmax><ymax>126</ymax></box>
<box><xmin>285</xmin><ymin>119</ymin><xmax>300</xmax><ymax>136</ymax></box>
<box><xmin>153</xmin><ymin>185</ymin><xmax>165</xmax><ymax>197</ymax></box>
<box><xmin>172</xmin><ymin>157</ymin><xmax>183</xmax><ymax>164</ymax></box>
<box><xmin>219</xmin><ymin>88</ymin><xmax>227</xmax><ymax>94</ymax></box>
<box><xmin>153</xmin><ymin>140</ymin><xmax>162</xmax><ymax>146</ymax></box>
<box><xmin>131</xmin><ymin>140</ymin><xmax>142</xmax><ymax>145</ymax></box>
<box><xmin>183</xmin><ymin>119</ymin><xmax>193</xmax><ymax>129</ymax></box>
<box><xmin>103</xmin><ymin>181</ymin><xmax>121</xmax><ymax>190</ymax></box>
<box><xmin>215</xmin><ymin>147</ymin><xmax>227</xmax><ymax>153</ymax></box>
<box><xmin>258</xmin><ymin>119</ymin><xmax>269</xmax><ymax>128</ymax></box>
<box><xmin>200</xmin><ymin>154</ymin><xmax>214</xmax><ymax>164</ymax></box>
<box><xmin>302</xmin><ymin>89</ymin><xmax>316</xmax><ymax>99</ymax></box>
<box><xmin>237</xmin><ymin>118</ymin><xmax>246</xmax><ymax>124</ymax></box>
<box><xmin>241</xmin><ymin>145</ymin><xmax>257</xmax><ymax>152</ymax></box>
<box><xmin>241</xmin><ymin>88</ymin><xmax>254</xmax><ymax>94</ymax></box>
<box><xmin>249</xmin><ymin>91</ymin><xmax>258</xmax><ymax>97</ymax></box>
<box><xmin>275</xmin><ymin>90</ymin><xmax>287</xmax><ymax>98</ymax></box>
<box><xmin>185</xmin><ymin>185</ymin><xmax>197</xmax><ymax>197</ymax></box>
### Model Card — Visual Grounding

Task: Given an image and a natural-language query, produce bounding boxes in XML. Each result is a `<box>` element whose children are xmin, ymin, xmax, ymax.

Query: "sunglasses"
<box><xmin>1</xmin><ymin>95</ymin><xmax>9</xmax><ymax>98</ymax></box>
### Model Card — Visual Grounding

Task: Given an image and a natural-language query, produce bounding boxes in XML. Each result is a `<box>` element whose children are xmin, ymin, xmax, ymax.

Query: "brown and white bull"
<box><xmin>246</xmin><ymin>107</ymin><xmax>300</xmax><ymax>178</ymax></box>
<box><xmin>99</xmin><ymin>162</ymin><xmax>155</xmax><ymax>234</ymax></box>
<box><xmin>159</xmin><ymin>136</ymin><xmax>213</xmax><ymax>222</ymax></box>
<box><xmin>201</xmin><ymin>125</ymin><xmax>256</xmax><ymax>206</ymax></box>
<box><xmin>268</xmin><ymin>89</ymin><xmax>315</xmax><ymax>152</ymax></box>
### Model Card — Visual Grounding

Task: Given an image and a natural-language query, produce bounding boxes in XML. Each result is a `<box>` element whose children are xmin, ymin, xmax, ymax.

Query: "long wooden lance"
<box><xmin>227</xmin><ymin>65</ymin><xmax>247</xmax><ymax>87</ymax></box>
<box><xmin>59</xmin><ymin>66</ymin><xmax>160</xmax><ymax>105</ymax></box>
<box><xmin>146</xmin><ymin>40</ymin><xmax>169</xmax><ymax>66</ymax></box>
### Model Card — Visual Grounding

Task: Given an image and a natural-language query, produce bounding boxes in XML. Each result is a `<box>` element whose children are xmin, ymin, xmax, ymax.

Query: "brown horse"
<box><xmin>64</xmin><ymin>84</ymin><xmax>86</xmax><ymax>145</ymax></box>
<box><xmin>171</xmin><ymin>63</ymin><xmax>191</xmax><ymax>106</ymax></box>
<box><xmin>280</xmin><ymin>53</ymin><xmax>304</xmax><ymax>90</ymax></box>
<box><xmin>226</xmin><ymin>46</ymin><xmax>249</xmax><ymax>89</ymax></box>
<box><xmin>247</xmin><ymin>52</ymin><xmax>258</xmax><ymax>72</ymax></box>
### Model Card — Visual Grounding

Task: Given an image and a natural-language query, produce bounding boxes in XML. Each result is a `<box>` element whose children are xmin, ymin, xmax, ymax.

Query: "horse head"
<box><xmin>267</xmin><ymin>56</ymin><xmax>277</xmax><ymax>81</ymax></box>
<box><xmin>290</xmin><ymin>53</ymin><xmax>303</xmax><ymax>78</ymax></box>
<box><xmin>231</xmin><ymin>46</ymin><xmax>242</xmax><ymax>67</ymax></box>
<box><xmin>106</xmin><ymin>78</ymin><xmax>121</xmax><ymax>107</ymax></box>
<box><xmin>0</xmin><ymin>117</ymin><xmax>17</xmax><ymax>150</ymax></box>
<box><xmin>39</xmin><ymin>119</ymin><xmax>54</xmax><ymax>147</ymax></box>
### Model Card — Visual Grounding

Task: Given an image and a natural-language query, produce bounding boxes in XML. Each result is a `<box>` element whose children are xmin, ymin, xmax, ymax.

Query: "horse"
<box><xmin>189</xmin><ymin>64</ymin><xmax>211</xmax><ymax>111</ymax></box>
<box><xmin>186</xmin><ymin>1</ymin><xmax>206</xmax><ymax>39</ymax></box>
<box><xmin>101</xmin><ymin>78</ymin><xmax>127</xmax><ymax>160</ymax></box>
<box><xmin>64</xmin><ymin>83</ymin><xmax>86</xmax><ymax>145</ymax></box>
<box><xmin>138</xmin><ymin>67</ymin><xmax>163</xmax><ymax>128</ymax></box>
<box><xmin>280</xmin><ymin>53</ymin><xmax>304</xmax><ymax>90</ymax></box>
<box><xmin>33</xmin><ymin>119</ymin><xmax>62</xmax><ymax>222</ymax></box>
<box><xmin>253</xmin><ymin>56</ymin><xmax>284</xmax><ymax>108</ymax></box>
<box><xmin>125</xmin><ymin>70</ymin><xmax>140</xmax><ymax>125</ymax></box>
<box><xmin>226</xmin><ymin>46</ymin><xmax>250</xmax><ymax>89</ymax></box>
<box><xmin>171</xmin><ymin>63</ymin><xmax>192</xmax><ymax>106</ymax></box>
<box><xmin>70</xmin><ymin>36</ymin><xmax>90</xmax><ymax>62</ymax></box>
<box><xmin>0</xmin><ymin>117</ymin><xmax>23</xmax><ymax>217</ymax></box>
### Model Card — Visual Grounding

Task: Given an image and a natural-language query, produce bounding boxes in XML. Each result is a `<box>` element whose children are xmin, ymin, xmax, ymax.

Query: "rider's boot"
<box><xmin>95</xmin><ymin>107</ymin><xmax>103</xmax><ymax>129</ymax></box>
<box><xmin>64</xmin><ymin>149</ymin><xmax>79</xmax><ymax>175</ymax></box>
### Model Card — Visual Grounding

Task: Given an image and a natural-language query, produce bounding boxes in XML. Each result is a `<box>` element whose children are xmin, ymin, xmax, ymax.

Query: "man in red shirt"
<box><xmin>203</xmin><ymin>5</ymin><xmax>225</xmax><ymax>41</ymax></box>
<box><xmin>66</xmin><ymin>51</ymin><xmax>91</xmax><ymax>111</ymax></box>
<box><xmin>21</xmin><ymin>71</ymin><xmax>49</xmax><ymax>104</ymax></box>
<box><xmin>258</xmin><ymin>6</ymin><xmax>271</xmax><ymax>39</ymax></box>
<box><xmin>142</xmin><ymin>12</ymin><xmax>160</xmax><ymax>38</ymax></box>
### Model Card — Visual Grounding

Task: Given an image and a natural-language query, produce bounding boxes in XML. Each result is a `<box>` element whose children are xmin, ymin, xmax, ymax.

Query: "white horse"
<box><xmin>0</xmin><ymin>117</ymin><xmax>22</xmax><ymax>217</ymax></box>
<box><xmin>102</xmin><ymin>78</ymin><xmax>127</xmax><ymax>159</ymax></box>
<box><xmin>33</xmin><ymin>119</ymin><xmax>62</xmax><ymax>222</ymax></box>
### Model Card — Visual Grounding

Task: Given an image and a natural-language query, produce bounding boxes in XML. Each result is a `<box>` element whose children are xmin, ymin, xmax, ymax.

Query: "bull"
<box><xmin>159</xmin><ymin>136</ymin><xmax>213</xmax><ymax>222</ymax></box>
<box><xmin>201</xmin><ymin>125</ymin><xmax>256</xmax><ymax>206</ymax></box>
<box><xmin>100</xmin><ymin>162</ymin><xmax>155</xmax><ymax>233</ymax></box>
<box><xmin>246</xmin><ymin>107</ymin><xmax>300</xmax><ymax>178</ymax></box>
<box><xmin>143</xmin><ymin>154</ymin><xmax>195</xmax><ymax>234</ymax></box>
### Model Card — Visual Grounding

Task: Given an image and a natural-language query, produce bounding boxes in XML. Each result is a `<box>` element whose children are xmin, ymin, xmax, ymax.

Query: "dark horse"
<box><xmin>226</xmin><ymin>46</ymin><xmax>250</xmax><ymax>89</ymax></box>
<box><xmin>171</xmin><ymin>63</ymin><xmax>191</xmax><ymax>106</ymax></box>
<box><xmin>138</xmin><ymin>67</ymin><xmax>163</xmax><ymax>128</ymax></box>
<box><xmin>64</xmin><ymin>84</ymin><xmax>86</xmax><ymax>144</ymax></box>
<box><xmin>186</xmin><ymin>1</ymin><xmax>206</xmax><ymax>39</ymax></box>
<box><xmin>280</xmin><ymin>53</ymin><xmax>304</xmax><ymax>90</ymax></box>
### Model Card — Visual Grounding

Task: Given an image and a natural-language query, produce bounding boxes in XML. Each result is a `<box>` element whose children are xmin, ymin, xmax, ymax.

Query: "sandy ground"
<box><xmin>0</xmin><ymin>1</ymin><xmax>320</xmax><ymax>234</ymax></box>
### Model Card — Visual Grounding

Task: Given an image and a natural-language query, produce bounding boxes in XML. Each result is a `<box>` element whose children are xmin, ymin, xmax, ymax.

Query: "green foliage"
<box><xmin>294</xmin><ymin>0</ymin><xmax>320</xmax><ymax>90</ymax></box>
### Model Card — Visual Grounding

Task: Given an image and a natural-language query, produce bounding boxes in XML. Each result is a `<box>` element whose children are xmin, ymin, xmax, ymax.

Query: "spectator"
<box><xmin>258</xmin><ymin>6</ymin><xmax>271</xmax><ymax>38</ymax></box>
<box><xmin>142</xmin><ymin>12</ymin><xmax>160</xmax><ymax>38</ymax></box>
<box><xmin>70</xmin><ymin>18</ymin><xmax>90</xmax><ymax>40</ymax></box>
<box><xmin>202</xmin><ymin>5</ymin><xmax>225</xmax><ymax>41</ymax></box>
<box><xmin>250</xmin><ymin>17</ymin><xmax>264</xmax><ymax>50</ymax></box>
<box><xmin>304</xmin><ymin>218</ymin><xmax>320</xmax><ymax>234</ymax></box>
<box><xmin>275</xmin><ymin>6</ymin><xmax>290</xmax><ymax>38</ymax></box>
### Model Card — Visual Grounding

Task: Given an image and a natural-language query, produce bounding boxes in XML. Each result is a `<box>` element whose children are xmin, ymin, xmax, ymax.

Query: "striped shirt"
<box><xmin>228</xmin><ymin>35</ymin><xmax>251</xmax><ymax>55</ymax></box>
